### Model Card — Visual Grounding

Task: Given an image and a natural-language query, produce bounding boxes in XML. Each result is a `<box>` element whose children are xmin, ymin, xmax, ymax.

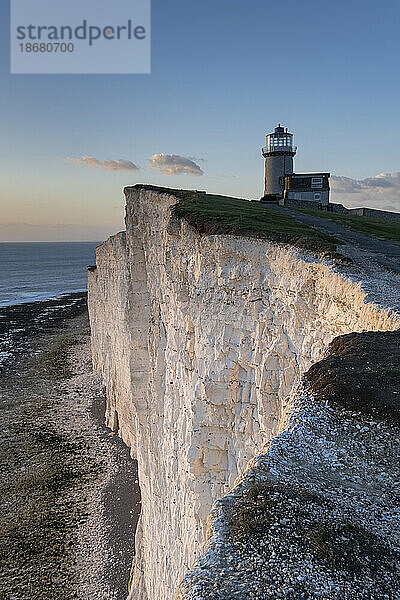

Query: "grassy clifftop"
<box><xmin>133</xmin><ymin>185</ymin><xmax>340</xmax><ymax>255</ymax></box>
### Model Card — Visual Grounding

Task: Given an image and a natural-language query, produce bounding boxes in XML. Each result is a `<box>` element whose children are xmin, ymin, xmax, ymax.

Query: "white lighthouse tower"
<box><xmin>262</xmin><ymin>124</ymin><xmax>297</xmax><ymax>198</ymax></box>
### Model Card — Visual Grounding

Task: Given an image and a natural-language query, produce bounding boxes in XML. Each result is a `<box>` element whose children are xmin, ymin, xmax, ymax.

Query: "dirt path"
<box><xmin>268</xmin><ymin>204</ymin><xmax>400</xmax><ymax>266</ymax></box>
<box><xmin>0</xmin><ymin>309</ymin><xmax>140</xmax><ymax>600</ymax></box>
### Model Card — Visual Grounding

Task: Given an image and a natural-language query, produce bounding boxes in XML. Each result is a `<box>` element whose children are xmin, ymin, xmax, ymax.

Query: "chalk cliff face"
<box><xmin>88</xmin><ymin>187</ymin><xmax>399</xmax><ymax>600</ymax></box>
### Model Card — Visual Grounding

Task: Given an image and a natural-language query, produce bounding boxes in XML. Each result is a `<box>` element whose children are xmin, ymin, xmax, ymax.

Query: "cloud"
<box><xmin>331</xmin><ymin>172</ymin><xmax>400</xmax><ymax>212</ymax></box>
<box><xmin>214</xmin><ymin>173</ymin><xmax>239</xmax><ymax>179</ymax></box>
<box><xmin>66</xmin><ymin>156</ymin><xmax>139</xmax><ymax>172</ymax></box>
<box><xmin>0</xmin><ymin>222</ymin><xmax>77</xmax><ymax>229</ymax></box>
<box><xmin>148</xmin><ymin>154</ymin><xmax>204</xmax><ymax>176</ymax></box>
<box><xmin>187</xmin><ymin>156</ymin><xmax>207</xmax><ymax>164</ymax></box>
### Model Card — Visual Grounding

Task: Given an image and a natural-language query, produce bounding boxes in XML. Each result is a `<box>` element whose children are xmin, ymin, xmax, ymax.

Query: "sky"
<box><xmin>1</xmin><ymin>0</ymin><xmax>400</xmax><ymax>241</ymax></box>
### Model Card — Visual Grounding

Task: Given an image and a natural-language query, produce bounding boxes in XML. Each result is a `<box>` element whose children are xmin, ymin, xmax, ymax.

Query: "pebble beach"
<box><xmin>0</xmin><ymin>294</ymin><xmax>140</xmax><ymax>600</ymax></box>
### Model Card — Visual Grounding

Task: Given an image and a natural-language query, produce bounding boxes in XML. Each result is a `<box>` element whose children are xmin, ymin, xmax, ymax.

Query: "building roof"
<box><xmin>286</xmin><ymin>172</ymin><xmax>331</xmax><ymax>178</ymax></box>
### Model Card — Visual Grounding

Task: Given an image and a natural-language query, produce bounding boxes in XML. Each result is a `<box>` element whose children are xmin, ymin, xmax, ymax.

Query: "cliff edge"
<box><xmin>88</xmin><ymin>186</ymin><xmax>399</xmax><ymax>599</ymax></box>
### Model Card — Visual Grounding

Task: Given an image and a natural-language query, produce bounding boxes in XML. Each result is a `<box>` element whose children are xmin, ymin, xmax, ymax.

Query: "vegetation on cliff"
<box><xmin>306</xmin><ymin>330</ymin><xmax>400</xmax><ymax>424</ymax></box>
<box><xmin>133</xmin><ymin>185</ymin><xmax>341</xmax><ymax>254</ymax></box>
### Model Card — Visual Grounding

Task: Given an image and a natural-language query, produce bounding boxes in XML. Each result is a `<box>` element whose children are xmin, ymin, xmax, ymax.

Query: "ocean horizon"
<box><xmin>0</xmin><ymin>241</ymin><xmax>100</xmax><ymax>308</ymax></box>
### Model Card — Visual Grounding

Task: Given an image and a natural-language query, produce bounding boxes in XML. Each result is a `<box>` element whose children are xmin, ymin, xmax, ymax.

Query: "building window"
<box><xmin>314</xmin><ymin>193</ymin><xmax>321</xmax><ymax>201</ymax></box>
<box><xmin>311</xmin><ymin>177</ymin><xmax>323</xmax><ymax>188</ymax></box>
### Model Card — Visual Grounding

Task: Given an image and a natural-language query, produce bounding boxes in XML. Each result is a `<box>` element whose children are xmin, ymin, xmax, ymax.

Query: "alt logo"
<box><xmin>10</xmin><ymin>0</ymin><xmax>151</xmax><ymax>74</ymax></box>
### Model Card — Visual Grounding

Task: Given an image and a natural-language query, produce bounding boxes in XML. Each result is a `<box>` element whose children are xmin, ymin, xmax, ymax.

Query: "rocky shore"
<box><xmin>0</xmin><ymin>294</ymin><xmax>140</xmax><ymax>600</ymax></box>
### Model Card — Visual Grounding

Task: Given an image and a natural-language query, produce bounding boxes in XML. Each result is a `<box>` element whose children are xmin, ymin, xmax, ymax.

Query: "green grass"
<box><xmin>291</xmin><ymin>207</ymin><xmax>400</xmax><ymax>242</ymax></box>
<box><xmin>169</xmin><ymin>189</ymin><xmax>341</xmax><ymax>254</ymax></box>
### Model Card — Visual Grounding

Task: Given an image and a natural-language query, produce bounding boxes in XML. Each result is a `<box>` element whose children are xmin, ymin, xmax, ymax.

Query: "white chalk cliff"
<box><xmin>88</xmin><ymin>187</ymin><xmax>400</xmax><ymax>599</ymax></box>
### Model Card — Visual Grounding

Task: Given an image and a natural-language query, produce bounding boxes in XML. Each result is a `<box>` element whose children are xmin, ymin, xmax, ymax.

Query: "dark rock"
<box><xmin>305</xmin><ymin>330</ymin><xmax>400</xmax><ymax>424</ymax></box>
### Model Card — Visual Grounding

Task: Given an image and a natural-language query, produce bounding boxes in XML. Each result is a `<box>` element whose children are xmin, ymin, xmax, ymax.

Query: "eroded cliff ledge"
<box><xmin>88</xmin><ymin>186</ymin><xmax>399</xmax><ymax>599</ymax></box>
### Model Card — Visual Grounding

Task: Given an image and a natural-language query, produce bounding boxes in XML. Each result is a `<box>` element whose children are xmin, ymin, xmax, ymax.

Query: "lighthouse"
<box><xmin>261</xmin><ymin>124</ymin><xmax>331</xmax><ymax>206</ymax></box>
<box><xmin>262</xmin><ymin>125</ymin><xmax>297</xmax><ymax>197</ymax></box>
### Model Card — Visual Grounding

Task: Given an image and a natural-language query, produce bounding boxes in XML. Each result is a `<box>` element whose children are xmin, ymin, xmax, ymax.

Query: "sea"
<box><xmin>0</xmin><ymin>241</ymin><xmax>100</xmax><ymax>369</ymax></box>
<box><xmin>0</xmin><ymin>241</ymin><xmax>99</xmax><ymax>307</ymax></box>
